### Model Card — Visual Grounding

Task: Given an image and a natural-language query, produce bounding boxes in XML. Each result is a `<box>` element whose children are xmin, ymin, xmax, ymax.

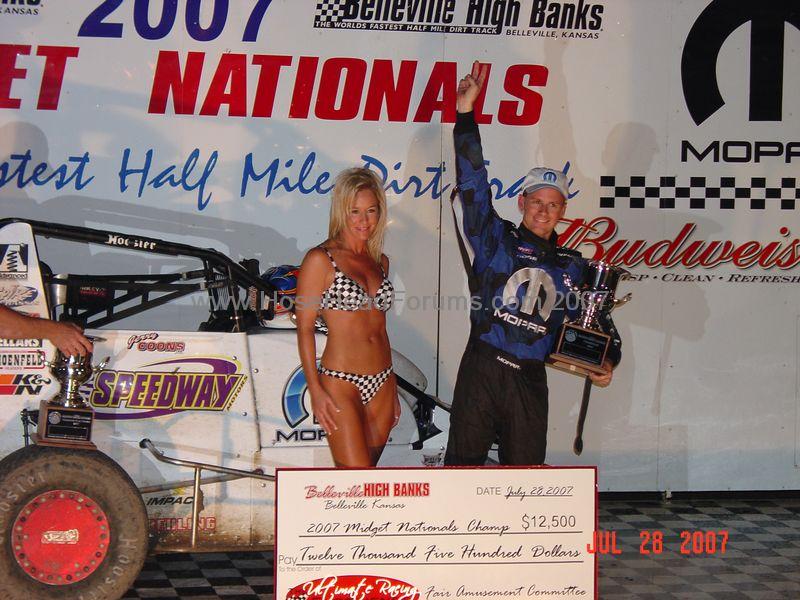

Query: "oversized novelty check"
<box><xmin>275</xmin><ymin>467</ymin><xmax>597</xmax><ymax>600</ymax></box>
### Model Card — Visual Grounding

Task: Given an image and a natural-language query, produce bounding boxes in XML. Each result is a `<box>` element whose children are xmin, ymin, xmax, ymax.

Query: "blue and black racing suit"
<box><xmin>444</xmin><ymin>111</ymin><xmax>622</xmax><ymax>466</ymax></box>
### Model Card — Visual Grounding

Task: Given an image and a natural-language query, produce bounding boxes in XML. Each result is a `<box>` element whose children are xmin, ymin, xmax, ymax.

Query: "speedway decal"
<box><xmin>89</xmin><ymin>357</ymin><xmax>246</xmax><ymax>419</ymax></box>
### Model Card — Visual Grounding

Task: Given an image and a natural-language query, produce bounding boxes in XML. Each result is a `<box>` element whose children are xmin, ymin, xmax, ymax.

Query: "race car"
<box><xmin>0</xmin><ymin>218</ymin><xmax>444</xmax><ymax>600</ymax></box>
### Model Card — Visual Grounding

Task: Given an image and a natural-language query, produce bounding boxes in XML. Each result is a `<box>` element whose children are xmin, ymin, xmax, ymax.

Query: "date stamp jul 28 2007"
<box><xmin>588</xmin><ymin>529</ymin><xmax>729</xmax><ymax>555</ymax></box>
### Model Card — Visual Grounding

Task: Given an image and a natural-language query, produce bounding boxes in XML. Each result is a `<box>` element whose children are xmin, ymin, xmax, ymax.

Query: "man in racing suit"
<box><xmin>444</xmin><ymin>62</ymin><xmax>621</xmax><ymax>466</ymax></box>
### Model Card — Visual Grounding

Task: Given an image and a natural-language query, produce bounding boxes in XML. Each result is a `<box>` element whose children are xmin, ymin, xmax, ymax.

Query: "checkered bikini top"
<box><xmin>319</xmin><ymin>247</ymin><xmax>394</xmax><ymax>312</ymax></box>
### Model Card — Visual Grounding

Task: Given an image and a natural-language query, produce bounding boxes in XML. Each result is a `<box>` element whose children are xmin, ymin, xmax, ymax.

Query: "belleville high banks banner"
<box><xmin>0</xmin><ymin>0</ymin><xmax>798</xmax><ymax>491</ymax></box>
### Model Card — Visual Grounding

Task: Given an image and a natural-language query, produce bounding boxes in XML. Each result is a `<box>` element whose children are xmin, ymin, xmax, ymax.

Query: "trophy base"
<box><xmin>547</xmin><ymin>357</ymin><xmax>602</xmax><ymax>377</ymax></box>
<box><xmin>35</xmin><ymin>400</ymin><xmax>96</xmax><ymax>450</ymax></box>
<box><xmin>549</xmin><ymin>323</ymin><xmax>610</xmax><ymax>376</ymax></box>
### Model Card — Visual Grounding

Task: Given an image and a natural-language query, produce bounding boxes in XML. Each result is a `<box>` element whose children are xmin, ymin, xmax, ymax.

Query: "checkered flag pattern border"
<box><xmin>598</xmin><ymin>497</ymin><xmax>800</xmax><ymax>599</ymax></box>
<box><xmin>123</xmin><ymin>551</ymin><xmax>273</xmax><ymax>599</ymax></box>
<box><xmin>600</xmin><ymin>176</ymin><xmax>799</xmax><ymax>210</ymax></box>
<box><xmin>315</xmin><ymin>0</ymin><xmax>346</xmax><ymax>23</ymax></box>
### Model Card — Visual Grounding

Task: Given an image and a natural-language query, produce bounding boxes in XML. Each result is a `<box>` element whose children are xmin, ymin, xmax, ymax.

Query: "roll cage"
<box><xmin>0</xmin><ymin>218</ymin><xmax>275</xmax><ymax>332</ymax></box>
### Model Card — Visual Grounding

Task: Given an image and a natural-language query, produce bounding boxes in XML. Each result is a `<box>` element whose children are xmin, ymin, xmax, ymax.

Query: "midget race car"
<box><xmin>0</xmin><ymin>218</ymin><xmax>444</xmax><ymax>600</ymax></box>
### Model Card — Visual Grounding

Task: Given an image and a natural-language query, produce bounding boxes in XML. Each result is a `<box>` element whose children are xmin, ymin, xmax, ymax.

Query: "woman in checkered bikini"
<box><xmin>295</xmin><ymin>167</ymin><xmax>399</xmax><ymax>467</ymax></box>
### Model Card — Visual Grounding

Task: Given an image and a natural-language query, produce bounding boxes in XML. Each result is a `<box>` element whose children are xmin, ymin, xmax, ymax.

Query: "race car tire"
<box><xmin>0</xmin><ymin>445</ymin><xmax>148</xmax><ymax>600</ymax></box>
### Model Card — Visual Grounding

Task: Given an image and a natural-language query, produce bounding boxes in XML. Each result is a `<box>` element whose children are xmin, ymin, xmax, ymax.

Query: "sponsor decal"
<box><xmin>681</xmin><ymin>3</ymin><xmax>799</xmax><ymax>163</ymax></box>
<box><xmin>0</xmin><ymin>0</ymin><xmax>40</xmax><ymax>17</ymax></box>
<box><xmin>106</xmin><ymin>233</ymin><xmax>157</xmax><ymax>251</ymax></box>
<box><xmin>0</xmin><ymin>349</ymin><xmax>44</xmax><ymax>370</ymax></box>
<box><xmin>493</xmin><ymin>268</ymin><xmax>554</xmax><ymax>334</ymax></box>
<box><xmin>0</xmin><ymin>337</ymin><xmax>41</xmax><ymax>348</ymax></box>
<box><xmin>681</xmin><ymin>141</ymin><xmax>800</xmax><ymax>164</ymax></box>
<box><xmin>127</xmin><ymin>332</ymin><xmax>186</xmax><ymax>353</ymax></box>
<box><xmin>89</xmin><ymin>357</ymin><xmax>246</xmax><ymax>419</ymax></box>
<box><xmin>682</xmin><ymin>1</ymin><xmax>799</xmax><ymax>125</ymax></box>
<box><xmin>557</xmin><ymin>217</ymin><xmax>800</xmax><ymax>275</ymax></box>
<box><xmin>41</xmin><ymin>529</ymin><xmax>79</xmax><ymax>545</ymax></box>
<box><xmin>287</xmin><ymin>575</ymin><xmax>420</xmax><ymax>600</ymax></box>
<box><xmin>0</xmin><ymin>244</ymin><xmax>28</xmax><ymax>279</ymax></box>
<box><xmin>148</xmin><ymin>516</ymin><xmax>216</xmax><ymax>533</ymax></box>
<box><xmin>146</xmin><ymin>494</ymin><xmax>195</xmax><ymax>507</ymax></box>
<box><xmin>278</xmin><ymin>364</ymin><xmax>327</xmax><ymax>444</ymax></box>
<box><xmin>501</xmin><ymin>268</ymin><xmax>557</xmax><ymax>318</ymax></box>
<box><xmin>314</xmin><ymin>0</ymin><xmax>603</xmax><ymax>38</ymax></box>
<box><xmin>304</xmin><ymin>482</ymin><xmax>430</xmax><ymax>499</ymax></box>
<box><xmin>282</xmin><ymin>364</ymin><xmax>311</xmax><ymax>428</ymax></box>
<box><xmin>497</xmin><ymin>355</ymin><xmax>522</xmax><ymax>370</ymax></box>
<box><xmin>0</xmin><ymin>284</ymin><xmax>38</xmax><ymax>307</ymax></box>
<box><xmin>0</xmin><ymin>372</ymin><xmax>51</xmax><ymax>395</ymax></box>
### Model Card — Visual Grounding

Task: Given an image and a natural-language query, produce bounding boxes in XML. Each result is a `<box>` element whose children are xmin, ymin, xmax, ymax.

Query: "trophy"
<box><xmin>35</xmin><ymin>340</ymin><xmax>107</xmax><ymax>449</ymax></box>
<box><xmin>548</xmin><ymin>261</ymin><xmax>632</xmax><ymax>376</ymax></box>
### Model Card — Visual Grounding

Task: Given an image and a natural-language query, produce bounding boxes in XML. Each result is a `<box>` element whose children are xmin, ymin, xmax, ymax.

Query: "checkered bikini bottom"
<box><xmin>317</xmin><ymin>364</ymin><xmax>393</xmax><ymax>404</ymax></box>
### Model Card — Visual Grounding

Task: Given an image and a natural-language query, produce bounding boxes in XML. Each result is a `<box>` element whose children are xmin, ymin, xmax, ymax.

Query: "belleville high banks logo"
<box><xmin>314</xmin><ymin>0</ymin><xmax>604</xmax><ymax>38</ymax></box>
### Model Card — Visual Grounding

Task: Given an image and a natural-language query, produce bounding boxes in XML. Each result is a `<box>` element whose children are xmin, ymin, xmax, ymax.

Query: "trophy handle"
<box><xmin>95</xmin><ymin>356</ymin><xmax>111</xmax><ymax>371</ymax></box>
<box><xmin>610</xmin><ymin>292</ymin><xmax>632</xmax><ymax>312</ymax></box>
<box><xmin>39</xmin><ymin>350</ymin><xmax>53</xmax><ymax>369</ymax></box>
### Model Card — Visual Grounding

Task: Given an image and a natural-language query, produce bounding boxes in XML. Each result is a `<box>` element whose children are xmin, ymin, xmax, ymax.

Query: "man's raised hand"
<box><xmin>457</xmin><ymin>60</ymin><xmax>489</xmax><ymax>114</ymax></box>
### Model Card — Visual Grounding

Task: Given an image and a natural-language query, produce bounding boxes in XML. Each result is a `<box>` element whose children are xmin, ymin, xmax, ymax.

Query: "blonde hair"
<box><xmin>328</xmin><ymin>167</ymin><xmax>387</xmax><ymax>265</ymax></box>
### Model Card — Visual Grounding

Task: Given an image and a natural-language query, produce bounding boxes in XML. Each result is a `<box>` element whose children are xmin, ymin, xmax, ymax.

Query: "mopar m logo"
<box><xmin>682</xmin><ymin>1</ymin><xmax>800</xmax><ymax>125</ymax></box>
<box><xmin>680</xmin><ymin>2</ymin><xmax>800</xmax><ymax>164</ymax></box>
<box><xmin>278</xmin><ymin>364</ymin><xmax>326</xmax><ymax>443</ymax></box>
<box><xmin>282</xmin><ymin>364</ymin><xmax>311</xmax><ymax>428</ymax></box>
<box><xmin>500</xmin><ymin>268</ymin><xmax>556</xmax><ymax>318</ymax></box>
<box><xmin>493</xmin><ymin>268</ymin><xmax>555</xmax><ymax>335</ymax></box>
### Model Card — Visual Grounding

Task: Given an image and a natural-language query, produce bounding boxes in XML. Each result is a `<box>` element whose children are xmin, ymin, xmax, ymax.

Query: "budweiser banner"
<box><xmin>0</xmin><ymin>1</ymin><xmax>798</xmax><ymax>491</ymax></box>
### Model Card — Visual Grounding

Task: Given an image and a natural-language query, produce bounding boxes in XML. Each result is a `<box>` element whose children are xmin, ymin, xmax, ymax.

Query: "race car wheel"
<box><xmin>0</xmin><ymin>445</ymin><xmax>148</xmax><ymax>600</ymax></box>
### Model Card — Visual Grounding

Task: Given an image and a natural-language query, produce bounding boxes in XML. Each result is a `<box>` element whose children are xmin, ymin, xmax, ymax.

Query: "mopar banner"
<box><xmin>1</xmin><ymin>1</ymin><xmax>799</xmax><ymax>492</ymax></box>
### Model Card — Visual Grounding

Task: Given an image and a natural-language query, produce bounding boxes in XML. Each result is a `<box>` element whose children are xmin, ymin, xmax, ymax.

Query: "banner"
<box><xmin>1</xmin><ymin>1</ymin><xmax>799</xmax><ymax>491</ymax></box>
